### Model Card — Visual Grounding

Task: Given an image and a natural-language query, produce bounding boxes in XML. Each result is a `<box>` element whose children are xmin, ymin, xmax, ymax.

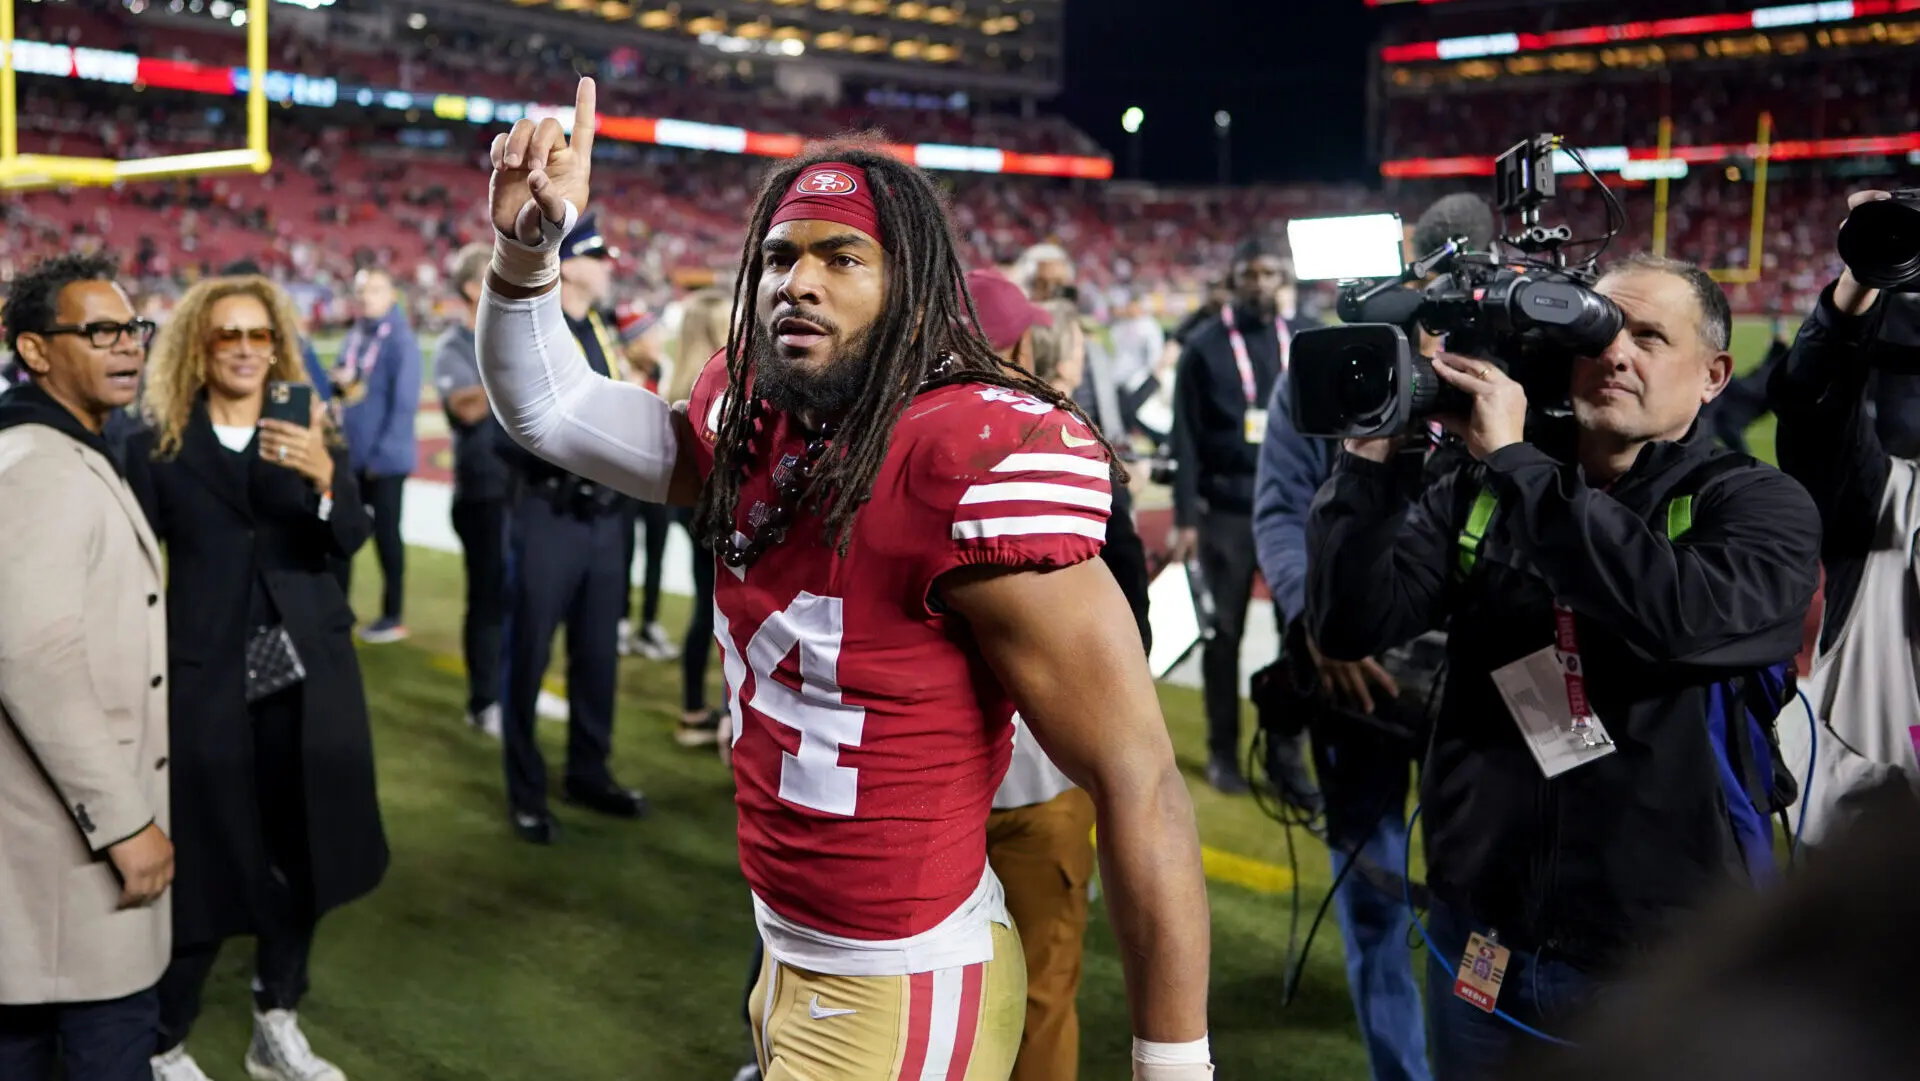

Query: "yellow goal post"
<box><xmin>0</xmin><ymin>0</ymin><xmax>271</xmax><ymax>190</ymax></box>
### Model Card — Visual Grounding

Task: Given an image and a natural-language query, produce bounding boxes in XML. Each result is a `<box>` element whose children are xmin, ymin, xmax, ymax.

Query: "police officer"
<box><xmin>498</xmin><ymin>213</ymin><xmax>646</xmax><ymax>844</ymax></box>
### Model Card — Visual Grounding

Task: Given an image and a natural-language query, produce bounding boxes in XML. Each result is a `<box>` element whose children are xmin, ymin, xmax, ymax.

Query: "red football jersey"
<box><xmin>689</xmin><ymin>361</ymin><xmax>1112</xmax><ymax>943</ymax></box>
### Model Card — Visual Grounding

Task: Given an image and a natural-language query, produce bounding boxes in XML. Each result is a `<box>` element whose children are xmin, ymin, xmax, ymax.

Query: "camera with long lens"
<box><xmin>1288</xmin><ymin>135</ymin><xmax>1628</xmax><ymax>439</ymax></box>
<box><xmin>1838</xmin><ymin>189</ymin><xmax>1920</xmax><ymax>292</ymax></box>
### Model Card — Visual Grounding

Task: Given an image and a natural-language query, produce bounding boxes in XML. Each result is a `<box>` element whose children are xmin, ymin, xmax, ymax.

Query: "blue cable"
<box><xmin>1404</xmin><ymin>805</ymin><xmax>1579</xmax><ymax>1048</ymax></box>
<box><xmin>1794</xmin><ymin>687</ymin><xmax>1818</xmax><ymax>859</ymax></box>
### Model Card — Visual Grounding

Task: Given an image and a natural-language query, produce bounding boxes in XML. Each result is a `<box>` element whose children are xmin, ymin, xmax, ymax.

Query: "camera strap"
<box><xmin>1219</xmin><ymin>304</ymin><xmax>1291</xmax><ymax>404</ymax></box>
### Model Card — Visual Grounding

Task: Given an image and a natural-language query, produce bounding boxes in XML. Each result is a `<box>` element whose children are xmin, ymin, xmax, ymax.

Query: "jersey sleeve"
<box><xmin>908</xmin><ymin>385</ymin><xmax>1113</xmax><ymax>597</ymax></box>
<box><xmin>686</xmin><ymin>348</ymin><xmax>731</xmax><ymax>481</ymax></box>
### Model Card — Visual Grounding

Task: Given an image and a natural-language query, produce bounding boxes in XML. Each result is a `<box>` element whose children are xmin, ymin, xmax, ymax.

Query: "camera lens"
<box><xmin>1337</xmin><ymin>345</ymin><xmax>1393</xmax><ymax>419</ymax></box>
<box><xmin>1838</xmin><ymin>195</ymin><xmax>1920</xmax><ymax>291</ymax></box>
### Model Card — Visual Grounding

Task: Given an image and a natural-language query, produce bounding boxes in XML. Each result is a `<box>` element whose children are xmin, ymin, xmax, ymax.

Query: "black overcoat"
<box><xmin>126</xmin><ymin>404</ymin><xmax>388</xmax><ymax>947</ymax></box>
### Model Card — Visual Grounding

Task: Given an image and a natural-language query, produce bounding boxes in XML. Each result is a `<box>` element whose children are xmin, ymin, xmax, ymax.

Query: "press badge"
<box><xmin>1244</xmin><ymin>408</ymin><xmax>1269</xmax><ymax>444</ymax></box>
<box><xmin>1489</xmin><ymin>646</ymin><xmax>1617</xmax><ymax>778</ymax></box>
<box><xmin>1453</xmin><ymin>931</ymin><xmax>1511</xmax><ymax>1013</ymax></box>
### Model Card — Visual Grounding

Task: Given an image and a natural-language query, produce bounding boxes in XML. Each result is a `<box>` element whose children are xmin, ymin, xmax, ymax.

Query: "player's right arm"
<box><xmin>943</xmin><ymin>558</ymin><xmax>1213</xmax><ymax>1079</ymax></box>
<box><xmin>476</xmin><ymin>77</ymin><xmax>702</xmax><ymax>506</ymax></box>
<box><xmin>922</xmin><ymin>396</ymin><xmax>1211</xmax><ymax>1079</ymax></box>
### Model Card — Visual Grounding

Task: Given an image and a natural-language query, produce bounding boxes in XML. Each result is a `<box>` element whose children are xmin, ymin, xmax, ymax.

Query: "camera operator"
<box><xmin>1766</xmin><ymin>189</ymin><xmax>1920</xmax><ymax>843</ymax></box>
<box><xmin>1170</xmin><ymin>237</ymin><xmax>1305</xmax><ymax>793</ymax></box>
<box><xmin>1307</xmin><ymin>254</ymin><xmax>1821</xmax><ymax>1081</ymax></box>
<box><xmin>1245</xmin><ymin>193</ymin><xmax>1499</xmax><ymax>1081</ymax></box>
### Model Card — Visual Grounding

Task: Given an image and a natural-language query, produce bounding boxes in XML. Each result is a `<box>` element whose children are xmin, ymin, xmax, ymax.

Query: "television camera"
<box><xmin>1289</xmin><ymin>135</ymin><xmax>1629</xmax><ymax>438</ymax></box>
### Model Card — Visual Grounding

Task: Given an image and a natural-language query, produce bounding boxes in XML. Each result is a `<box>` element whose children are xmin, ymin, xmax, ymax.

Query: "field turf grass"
<box><xmin>167</xmin><ymin>315</ymin><xmax>1775</xmax><ymax>1079</ymax></box>
<box><xmin>173</xmin><ymin>544</ymin><xmax>1379</xmax><ymax>1080</ymax></box>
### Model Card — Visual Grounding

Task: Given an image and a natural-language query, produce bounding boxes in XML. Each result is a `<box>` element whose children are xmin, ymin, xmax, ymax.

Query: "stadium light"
<box><xmin>1121</xmin><ymin>106</ymin><xmax>1144</xmax><ymax>135</ymax></box>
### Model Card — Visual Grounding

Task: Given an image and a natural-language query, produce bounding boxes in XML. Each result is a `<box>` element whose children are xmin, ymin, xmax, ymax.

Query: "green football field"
<box><xmin>191</xmin><ymin>314</ymin><xmax>1775</xmax><ymax>1080</ymax></box>
<box><xmin>173</xmin><ymin>546</ymin><xmax>1377</xmax><ymax>1080</ymax></box>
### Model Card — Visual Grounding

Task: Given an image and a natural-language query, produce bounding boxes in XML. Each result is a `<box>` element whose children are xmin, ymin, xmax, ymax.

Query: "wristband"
<box><xmin>489</xmin><ymin>198</ymin><xmax>579</xmax><ymax>291</ymax></box>
<box><xmin>1133</xmin><ymin>1036</ymin><xmax>1213</xmax><ymax>1081</ymax></box>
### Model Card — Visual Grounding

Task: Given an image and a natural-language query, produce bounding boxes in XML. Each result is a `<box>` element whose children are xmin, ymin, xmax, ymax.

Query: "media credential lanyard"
<box><xmin>1218</xmin><ymin>304</ymin><xmax>1292</xmax><ymax>404</ymax></box>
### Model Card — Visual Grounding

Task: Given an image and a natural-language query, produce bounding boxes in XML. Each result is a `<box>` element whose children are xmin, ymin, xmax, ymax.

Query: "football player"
<box><xmin>476</xmin><ymin>79</ymin><xmax>1213</xmax><ymax>1081</ymax></box>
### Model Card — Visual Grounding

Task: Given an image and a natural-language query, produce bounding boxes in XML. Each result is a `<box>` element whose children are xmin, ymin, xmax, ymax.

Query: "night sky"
<box><xmin>1056</xmin><ymin>0</ymin><xmax>1381</xmax><ymax>187</ymax></box>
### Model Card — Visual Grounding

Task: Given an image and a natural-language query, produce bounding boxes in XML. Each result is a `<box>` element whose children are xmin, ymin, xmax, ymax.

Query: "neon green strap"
<box><xmin>1666</xmin><ymin>494</ymin><xmax>1695</xmax><ymax>540</ymax></box>
<box><xmin>1454</xmin><ymin>487</ymin><xmax>1693</xmax><ymax>582</ymax></box>
<box><xmin>1456</xmin><ymin>487</ymin><xmax>1498</xmax><ymax>577</ymax></box>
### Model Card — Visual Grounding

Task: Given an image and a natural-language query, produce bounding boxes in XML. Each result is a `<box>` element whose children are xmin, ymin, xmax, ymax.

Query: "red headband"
<box><xmin>769</xmin><ymin>163</ymin><xmax>887</xmax><ymax>248</ymax></box>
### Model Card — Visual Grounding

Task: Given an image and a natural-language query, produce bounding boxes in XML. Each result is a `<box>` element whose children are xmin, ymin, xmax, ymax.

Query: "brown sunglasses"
<box><xmin>211</xmin><ymin>325</ymin><xmax>281</xmax><ymax>348</ymax></box>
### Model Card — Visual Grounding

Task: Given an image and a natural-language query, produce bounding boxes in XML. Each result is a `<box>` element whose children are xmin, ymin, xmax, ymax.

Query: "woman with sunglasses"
<box><xmin>124</xmin><ymin>275</ymin><xmax>389</xmax><ymax>1081</ymax></box>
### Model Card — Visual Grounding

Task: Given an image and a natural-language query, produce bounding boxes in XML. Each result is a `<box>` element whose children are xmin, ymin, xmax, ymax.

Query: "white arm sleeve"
<box><xmin>475</xmin><ymin>238</ymin><xmax>680</xmax><ymax>504</ymax></box>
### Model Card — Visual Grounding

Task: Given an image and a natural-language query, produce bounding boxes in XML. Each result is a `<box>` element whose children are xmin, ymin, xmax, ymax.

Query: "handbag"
<box><xmin>244</xmin><ymin>625</ymin><xmax>307</xmax><ymax>703</ymax></box>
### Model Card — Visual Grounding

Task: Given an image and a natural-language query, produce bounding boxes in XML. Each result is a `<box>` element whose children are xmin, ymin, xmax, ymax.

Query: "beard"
<box><xmin>752</xmin><ymin>322</ymin><xmax>875</xmax><ymax>419</ymax></box>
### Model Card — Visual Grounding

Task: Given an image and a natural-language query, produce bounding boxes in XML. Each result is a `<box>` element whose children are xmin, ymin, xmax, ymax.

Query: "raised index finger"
<box><xmin>571</xmin><ymin>77</ymin><xmax>598</xmax><ymax>164</ymax></box>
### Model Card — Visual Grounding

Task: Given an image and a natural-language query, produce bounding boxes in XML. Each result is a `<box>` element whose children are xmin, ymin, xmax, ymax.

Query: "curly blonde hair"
<box><xmin>142</xmin><ymin>275</ymin><xmax>313</xmax><ymax>459</ymax></box>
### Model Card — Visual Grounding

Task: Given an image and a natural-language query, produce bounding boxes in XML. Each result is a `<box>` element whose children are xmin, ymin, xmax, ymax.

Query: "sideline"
<box><xmin>394</xmin><ymin>480</ymin><xmax>1299</xmax><ymax>896</ymax></box>
<box><xmin>396</xmin><ymin>478</ymin><xmax>1282</xmax><ymax>696</ymax></box>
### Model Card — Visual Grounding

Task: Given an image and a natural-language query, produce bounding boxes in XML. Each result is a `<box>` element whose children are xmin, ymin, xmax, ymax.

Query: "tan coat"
<box><xmin>0</xmin><ymin>422</ymin><xmax>171</xmax><ymax>1005</ymax></box>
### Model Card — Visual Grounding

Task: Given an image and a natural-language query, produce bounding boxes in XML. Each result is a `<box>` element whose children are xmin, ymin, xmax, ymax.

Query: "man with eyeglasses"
<box><xmin>0</xmin><ymin>252</ymin><xmax>175</xmax><ymax>1081</ymax></box>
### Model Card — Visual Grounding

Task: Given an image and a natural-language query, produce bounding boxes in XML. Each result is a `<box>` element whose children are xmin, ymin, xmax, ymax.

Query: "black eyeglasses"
<box><xmin>42</xmin><ymin>319</ymin><xmax>158</xmax><ymax>350</ymax></box>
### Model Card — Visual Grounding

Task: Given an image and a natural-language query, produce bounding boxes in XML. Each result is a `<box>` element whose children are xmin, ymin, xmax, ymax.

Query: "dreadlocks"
<box><xmin>693</xmin><ymin>142</ymin><xmax>1124</xmax><ymax>556</ymax></box>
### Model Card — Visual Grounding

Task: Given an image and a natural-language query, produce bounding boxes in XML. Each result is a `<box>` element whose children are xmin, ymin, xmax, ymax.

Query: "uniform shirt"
<box><xmin>688</xmin><ymin>363</ymin><xmax>1112</xmax><ymax>975</ymax></box>
<box><xmin>431</xmin><ymin>324</ymin><xmax>510</xmax><ymax>503</ymax></box>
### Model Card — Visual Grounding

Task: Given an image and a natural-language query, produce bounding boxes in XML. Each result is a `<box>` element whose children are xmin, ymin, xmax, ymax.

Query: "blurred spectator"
<box><xmin>665</xmin><ymin>287</ymin><xmax>730</xmax><ymax>747</ymax></box>
<box><xmin>334</xmin><ymin>266</ymin><xmax>420</xmax><ymax>644</ymax></box>
<box><xmin>433</xmin><ymin>243</ymin><xmax>510</xmax><ymax>739</ymax></box>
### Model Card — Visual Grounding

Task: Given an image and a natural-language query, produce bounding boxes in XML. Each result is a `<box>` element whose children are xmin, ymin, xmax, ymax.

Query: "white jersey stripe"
<box><xmin>990</xmin><ymin>452</ymin><xmax>1108</xmax><ymax>479</ymax></box>
<box><xmin>919</xmin><ymin>966</ymin><xmax>965</xmax><ymax>1081</ymax></box>
<box><xmin>959</xmin><ymin>481</ymin><xmax>1112</xmax><ymax>512</ymax></box>
<box><xmin>951</xmin><ymin>515</ymin><xmax>1108</xmax><ymax>542</ymax></box>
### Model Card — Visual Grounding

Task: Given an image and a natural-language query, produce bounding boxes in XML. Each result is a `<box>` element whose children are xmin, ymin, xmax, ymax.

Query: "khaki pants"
<box><xmin>986</xmin><ymin>787</ymin><xmax>1097</xmax><ymax>1081</ymax></box>
<box><xmin>749</xmin><ymin>921</ymin><xmax>1027</xmax><ymax>1081</ymax></box>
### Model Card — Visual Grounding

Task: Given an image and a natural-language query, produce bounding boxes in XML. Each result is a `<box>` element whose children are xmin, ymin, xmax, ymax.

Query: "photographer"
<box><xmin>1307</xmin><ymin>254</ymin><xmax>1821</xmax><ymax>1080</ymax></box>
<box><xmin>1766</xmin><ymin>190</ymin><xmax>1920</xmax><ymax>843</ymax></box>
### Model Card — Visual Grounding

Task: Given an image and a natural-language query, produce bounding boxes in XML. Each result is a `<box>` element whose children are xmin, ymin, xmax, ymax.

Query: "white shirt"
<box><xmin>993</xmin><ymin>713</ymin><xmax>1077</xmax><ymax>811</ymax></box>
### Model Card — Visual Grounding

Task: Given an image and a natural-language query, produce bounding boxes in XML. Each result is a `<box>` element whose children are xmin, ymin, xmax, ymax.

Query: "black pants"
<box><xmin>680</xmin><ymin>507</ymin><xmax>716</xmax><ymax>713</ymax></box>
<box><xmin>1103</xmin><ymin>483</ymin><xmax>1152</xmax><ymax>652</ymax></box>
<box><xmin>0</xmin><ymin>990</ymin><xmax>158</xmax><ymax>1081</ymax></box>
<box><xmin>350</xmin><ymin>471</ymin><xmax>407</xmax><ymax>622</ymax></box>
<box><xmin>156</xmin><ymin>687</ymin><xmax>317</xmax><ymax>1052</ymax></box>
<box><xmin>451</xmin><ymin>497</ymin><xmax>508</xmax><ymax>715</ymax></box>
<box><xmin>501</xmin><ymin>493</ymin><xmax>627</xmax><ymax>814</ymax></box>
<box><xmin>1199</xmin><ymin>507</ymin><xmax>1258</xmax><ymax>762</ymax></box>
<box><xmin>625</xmin><ymin>501</ymin><xmax>670</xmax><ymax>627</ymax></box>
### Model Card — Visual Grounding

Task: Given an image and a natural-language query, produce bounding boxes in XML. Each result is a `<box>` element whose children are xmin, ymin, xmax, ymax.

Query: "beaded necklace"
<box><xmin>718</xmin><ymin>355</ymin><xmax>960</xmax><ymax>569</ymax></box>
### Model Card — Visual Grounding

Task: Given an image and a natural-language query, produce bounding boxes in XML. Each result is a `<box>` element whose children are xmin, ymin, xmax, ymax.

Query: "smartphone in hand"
<box><xmin>263</xmin><ymin>381</ymin><xmax>314</xmax><ymax>427</ymax></box>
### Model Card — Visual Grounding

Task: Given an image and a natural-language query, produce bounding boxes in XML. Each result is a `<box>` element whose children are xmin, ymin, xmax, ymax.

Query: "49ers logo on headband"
<box><xmin>797</xmin><ymin>169</ymin><xmax>858</xmax><ymax>195</ymax></box>
<box><xmin>769</xmin><ymin>160</ymin><xmax>886</xmax><ymax>246</ymax></box>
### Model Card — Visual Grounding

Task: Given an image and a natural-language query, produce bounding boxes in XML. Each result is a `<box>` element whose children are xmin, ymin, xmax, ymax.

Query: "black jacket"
<box><xmin>125</xmin><ymin>405</ymin><xmax>389</xmax><ymax>947</ymax></box>
<box><xmin>1768</xmin><ymin>284</ymin><xmax>1920</xmax><ymax>651</ymax></box>
<box><xmin>1306</xmin><ymin>423</ymin><xmax>1820</xmax><ymax>968</ymax></box>
<box><xmin>1170</xmin><ymin>306</ymin><xmax>1307</xmax><ymax>525</ymax></box>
